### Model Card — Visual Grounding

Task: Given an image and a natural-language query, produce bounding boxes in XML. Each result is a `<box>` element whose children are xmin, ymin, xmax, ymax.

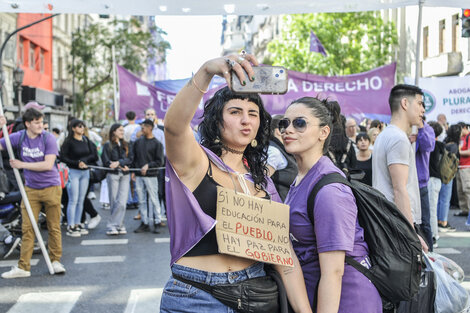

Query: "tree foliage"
<box><xmin>69</xmin><ymin>18</ymin><xmax>170</xmax><ymax>121</ymax></box>
<box><xmin>268</xmin><ymin>12</ymin><xmax>398</xmax><ymax>76</ymax></box>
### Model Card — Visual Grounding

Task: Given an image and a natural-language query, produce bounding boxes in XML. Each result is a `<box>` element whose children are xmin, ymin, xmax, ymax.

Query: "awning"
<box><xmin>0</xmin><ymin>0</ymin><xmax>468</xmax><ymax>16</ymax></box>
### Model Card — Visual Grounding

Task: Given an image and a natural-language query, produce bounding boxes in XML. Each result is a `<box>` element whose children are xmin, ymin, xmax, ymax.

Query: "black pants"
<box><xmin>61</xmin><ymin>181</ymin><xmax>98</xmax><ymax>223</ymax></box>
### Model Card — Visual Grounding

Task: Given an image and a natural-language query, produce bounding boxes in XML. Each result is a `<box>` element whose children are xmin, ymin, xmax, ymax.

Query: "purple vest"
<box><xmin>165</xmin><ymin>145</ymin><xmax>281</xmax><ymax>265</ymax></box>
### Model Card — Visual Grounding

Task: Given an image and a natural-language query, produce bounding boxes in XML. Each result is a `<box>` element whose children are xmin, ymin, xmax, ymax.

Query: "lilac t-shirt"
<box><xmin>1</xmin><ymin>131</ymin><xmax>60</xmax><ymax>189</ymax></box>
<box><xmin>285</xmin><ymin>156</ymin><xmax>381</xmax><ymax>312</ymax></box>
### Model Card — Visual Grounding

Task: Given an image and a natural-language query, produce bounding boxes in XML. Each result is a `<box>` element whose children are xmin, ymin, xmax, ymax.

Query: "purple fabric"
<box><xmin>285</xmin><ymin>156</ymin><xmax>382</xmax><ymax>312</ymax></box>
<box><xmin>118</xmin><ymin>63</ymin><xmax>396</xmax><ymax>126</ymax></box>
<box><xmin>204</xmin><ymin>63</ymin><xmax>396</xmax><ymax>123</ymax></box>
<box><xmin>415</xmin><ymin>123</ymin><xmax>436</xmax><ymax>188</ymax></box>
<box><xmin>310</xmin><ymin>31</ymin><xmax>327</xmax><ymax>56</ymax></box>
<box><xmin>1</xmin><ymin>131</ymin><xmax>60</xmax><ymax>189</ymax></box>
<box><xmin>117</xmin><ymin>65</ymin><xmax>225</xmax><ymax>123</ymax></box>
<box><xmin>165</xmin><ymin>145</ymin><xmax>281</xmax><ymax>266</ymax></box>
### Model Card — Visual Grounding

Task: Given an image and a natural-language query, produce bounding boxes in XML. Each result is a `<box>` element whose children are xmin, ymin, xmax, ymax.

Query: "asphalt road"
<box><xmin>0</xmin><ymin>200</ymin><xmax>172</xmax><ymax>313</ymax></box>
<box><xmin>0</xmin><ymin>199</ymin><xmax>469</xmax><ymax>313</ymax></box>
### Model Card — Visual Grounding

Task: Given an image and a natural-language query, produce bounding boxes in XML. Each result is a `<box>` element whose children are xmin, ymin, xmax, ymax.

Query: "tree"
<box><xmin>69</xmin><ymin>18</ymin><xmax>170</xmax><ymax>121</ymax></box>
<box><xmin>267</xmin><ymin>12</ymin><xmax>398</xmax><ymax>76</ymax></box>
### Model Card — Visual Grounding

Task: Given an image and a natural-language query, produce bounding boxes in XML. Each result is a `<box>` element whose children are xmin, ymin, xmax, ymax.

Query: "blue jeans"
<box><xmin>106</xmin><ymin>173</ymin><xmax>130</xmax><ymax>229</ymax></box>
<box><xmin>135</xmin><ymin>176</ymin><xmax>161</xmax><ymax>225</ymax></box>
<box><xmin>66</xmin><ymin>169</ymin><xmax>90</xmax><ymax>226</ymax></box>
<box><xmin>427</xmin><ymin>177</ymin><xmax>441</xmax><ymax>238</ymax></box>
<box><xmin>419</xmin><ymin>186</ymin><xmax>433</xmax><ymax>251</ymax></box>
<box><xmin>437</xmin><ymin>180</ymin><xmax>453</xmax><ymax>222</ymax></box>
<box><xmin>160</xmin><ymin>262</ymin><xmax>265</xmax><ymax>312</ymax></box>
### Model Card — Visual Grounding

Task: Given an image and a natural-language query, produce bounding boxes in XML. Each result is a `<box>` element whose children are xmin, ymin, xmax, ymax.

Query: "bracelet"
<box><xmin>191</xmin><ymin>73</ymin><xmax>208</xmax><ymax>94</ymax></box>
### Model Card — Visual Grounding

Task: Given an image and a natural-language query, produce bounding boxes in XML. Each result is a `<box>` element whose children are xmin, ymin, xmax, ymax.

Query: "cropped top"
<box><xmin>186</xmin><ymin>163</ymin><xmax>269</xmax><ymax>257</ymax></box>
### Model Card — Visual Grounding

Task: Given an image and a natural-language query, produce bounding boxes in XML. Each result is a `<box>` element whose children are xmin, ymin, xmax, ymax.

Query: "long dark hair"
<box><xmin>445</xmin><ymin>124</ymin><xmax>462</xmax><ymax>144</ymax></box>
<box><xmin>66</xmin><ymin>119</ymin><xmax>85</xmax><ymax>141</ymax></box>
<box><xmin>289</xmin><ymin>97</ymin><xmax>340</xmax><ymax>154</ymax></box>
<box><xmin>108</xmin><ymin>123</ymin><xmax>128</xmax><ymax>156</ymax></box>
<box><xmin>199</xmin><ymin>87</ymin><xmax>271</xmax><ymax>190</ymax></box>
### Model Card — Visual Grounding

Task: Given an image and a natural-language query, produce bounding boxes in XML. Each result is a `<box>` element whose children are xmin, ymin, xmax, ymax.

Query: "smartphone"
<box><xmin>231</xmin><ymin>66</ymin><xmax>288</xmax><ymax>94</ymax></box>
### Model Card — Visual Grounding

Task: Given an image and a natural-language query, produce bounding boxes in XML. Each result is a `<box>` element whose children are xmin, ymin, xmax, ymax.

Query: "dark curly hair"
<box><xmin>199</xmin><ymin>87</ymin><xmax>271</xmax><ymax>191</ymax></box>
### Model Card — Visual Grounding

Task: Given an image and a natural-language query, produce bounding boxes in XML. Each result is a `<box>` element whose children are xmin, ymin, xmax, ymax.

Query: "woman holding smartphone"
<box><xmin>160</xmin><ymin>54</ymin><xmax>311</xmax><ymax>312</ymax></box>
<box><xmin>281</xmin><ymin>97</ymin><xmax>382</xmax><ymax>312</ymax></box>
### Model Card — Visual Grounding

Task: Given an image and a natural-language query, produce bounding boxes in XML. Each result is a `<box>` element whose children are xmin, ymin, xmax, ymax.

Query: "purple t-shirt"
<box><xmin>1</xmin><ymin>131</ymin><xmax>60</xmax><ymax>189</ymax></box>
<box><xmin>285</xmin><ymin>156</ymin><xmax>382</xmax><ymax>312</ymax></box>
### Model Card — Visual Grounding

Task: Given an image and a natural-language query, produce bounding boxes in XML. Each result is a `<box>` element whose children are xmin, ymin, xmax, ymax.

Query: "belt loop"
<box><xmin>205</xmin><ymin>271</ymin><xmax>212</xmax><ymax>285</ymax></box>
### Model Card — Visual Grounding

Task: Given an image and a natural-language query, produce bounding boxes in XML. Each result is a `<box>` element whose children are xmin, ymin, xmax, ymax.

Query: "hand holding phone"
<box><xmin>231</xmin><ymin>66</ymin><xmax>288</xmax><ymax>94</ymax></box>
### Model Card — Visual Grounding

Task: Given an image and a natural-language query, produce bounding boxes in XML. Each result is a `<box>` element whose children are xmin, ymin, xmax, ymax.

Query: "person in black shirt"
<box><xmin>131</xmin><ymin>119</ymin><xmax>164</xmax><ymax>233</ymax></box>
<box><xmin>60</xmin><ymin>119</ymin><xmax>98</xmax><ymax>237</ymax></box>
<box><xmin>101</xmin><ymin>123</ymin><xmax>132</xmax><ymax>236</ymax></box>
<box><xmin>355</xmin><ymin>133</ymin><xmax>373</xmax><ymax>186</ymax></box>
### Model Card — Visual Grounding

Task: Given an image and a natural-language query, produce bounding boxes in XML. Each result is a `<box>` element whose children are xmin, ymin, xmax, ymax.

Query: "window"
<box><xmin>452</xmin><ymin>14</ymin><xmax>459</xmax><ymax>52</ymax></box>
<box><xmin>19</xmin><ymin>38</ymin><xmax>24</xmax><ymax>64</ymax></box>
<box><xmin>29</xmin><ymin>42</ymin><xmax>36</xmax><ymax>69</ymax></box>
<box><xmin>439</xmin><ymin>20</ymin><xmax>445</xmax><ymax>54</ymax></box>
<box><xmin>423</xmin><ymin>26</ymin><xmax>429</xmax><ymax>58</ymax></box>
<box><xmin>39</xmin><ymin>49</ymin><xmax>45</xmax><ymax>73</ymax></box>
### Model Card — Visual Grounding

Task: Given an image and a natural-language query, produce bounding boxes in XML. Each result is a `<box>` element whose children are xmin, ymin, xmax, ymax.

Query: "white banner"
<box><xmin>406</xmin><ymin>76</ymin><xmax>470</xmax><ymax>125</ymax></box>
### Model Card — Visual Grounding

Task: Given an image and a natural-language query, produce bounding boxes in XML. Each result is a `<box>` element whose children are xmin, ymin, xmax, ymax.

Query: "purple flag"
<box><xmin>310</xmin><ymin>30</ymin><xmax>327</xmax><ymax>56</ymax></box>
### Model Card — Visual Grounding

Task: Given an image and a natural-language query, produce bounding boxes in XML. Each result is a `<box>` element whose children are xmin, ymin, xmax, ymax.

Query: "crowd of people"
<box><xmin>0</xmin><ymin>52</ymin><xmax>468</xmax><ymax>313</ymax></box>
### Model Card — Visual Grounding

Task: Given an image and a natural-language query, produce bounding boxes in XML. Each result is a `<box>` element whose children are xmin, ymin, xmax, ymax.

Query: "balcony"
<box><xmin>53</xmin><ymin>79</ymin><xmax>74</xmax><ymax>95</ymax></box>
<box><xmin>421</xmin><ymin>52</ymin><xmax>463</xmax><ymax>77</ymax></box>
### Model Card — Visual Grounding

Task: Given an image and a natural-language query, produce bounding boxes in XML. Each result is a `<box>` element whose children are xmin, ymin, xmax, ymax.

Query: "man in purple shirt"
<box><xmin>412</xmin><ymin>120</ymin><xmax>435</xmax><ymax>250</ymax></box>
<box><xmin>0</xmin><ymin>108</ymin><xmax>65</xmax><ymax>279</ymax></box>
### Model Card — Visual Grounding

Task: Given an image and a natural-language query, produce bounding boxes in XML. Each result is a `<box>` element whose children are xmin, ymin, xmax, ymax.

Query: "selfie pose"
<box><xmin>281</xmin><ymin>97</ymin><xmax>382</xmax><ymax>312</ymax></box>
<box><xmin>161</xmin><ymin>53</ymin><xmax>311</xmax><ymax>312</ymax></box>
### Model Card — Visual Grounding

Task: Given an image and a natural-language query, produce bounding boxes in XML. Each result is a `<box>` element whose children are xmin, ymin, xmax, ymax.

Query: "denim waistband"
<box><xmin>171</xmin><ymin>262</ymin><xmax>265</xmax><ymax>286</ymax></box>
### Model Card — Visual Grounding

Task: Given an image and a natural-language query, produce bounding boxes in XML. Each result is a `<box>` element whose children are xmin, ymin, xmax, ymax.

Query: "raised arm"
<box><xmin>164</xmin><ymin>55</ymin><xmax>257</xmax><ymax>187</ymax></box>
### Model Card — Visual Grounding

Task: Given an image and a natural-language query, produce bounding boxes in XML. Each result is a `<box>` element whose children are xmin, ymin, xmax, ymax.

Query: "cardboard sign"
<box><xmin>216</xmin><ymin>186</ymin><xmax>294</xmax><ymax>267</ymax></box>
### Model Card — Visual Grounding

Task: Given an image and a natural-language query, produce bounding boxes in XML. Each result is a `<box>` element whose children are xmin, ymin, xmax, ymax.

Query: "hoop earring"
<box><xmin>251</xmin><ymin>139</ymin><xmax>258</xmax><ymax>148</ymax></box>
<box><xmin>214</xmin><ymin>137</ymin><xmax>220</xmax><ymax>144</ymax></box>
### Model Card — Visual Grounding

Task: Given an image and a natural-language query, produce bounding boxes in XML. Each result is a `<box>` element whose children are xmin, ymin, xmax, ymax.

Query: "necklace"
<box><xmin>222</xmin><ymin>144</ymin><xmax>244</xmax><ymax>155</ymax></box>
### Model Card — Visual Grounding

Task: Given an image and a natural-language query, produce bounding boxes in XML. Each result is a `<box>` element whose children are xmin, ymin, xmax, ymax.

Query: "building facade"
<box><xmin>0</xmin><ymin>13</ymin><xmax>19</xmax><ymax>114</ymax></box>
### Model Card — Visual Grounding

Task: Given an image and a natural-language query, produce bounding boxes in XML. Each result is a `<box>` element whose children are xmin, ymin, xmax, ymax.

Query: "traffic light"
<box><xmin>463</xmin><ymin>9</ymin><xmax>470</xmax><ymax>38</ymax></box>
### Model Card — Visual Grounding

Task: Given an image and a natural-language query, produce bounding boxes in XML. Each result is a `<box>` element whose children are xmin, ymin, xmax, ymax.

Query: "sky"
<box><xmin>154</xmin><ymin>16</ymin><xmax>224</xmax><ymax>80</ymax></box>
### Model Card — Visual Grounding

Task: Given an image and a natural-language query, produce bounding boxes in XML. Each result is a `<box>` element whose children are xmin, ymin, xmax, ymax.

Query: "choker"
<box><xmin>222</xmin><ymin>144</ymin><xmax>244</xmax><ymax>155</ymax></box>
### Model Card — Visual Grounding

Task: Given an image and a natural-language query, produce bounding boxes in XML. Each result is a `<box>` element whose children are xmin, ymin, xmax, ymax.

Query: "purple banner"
<box><xmin>118</xmin><ymin>64</ymin><xmax>177</xmax><ymax>120</ymax></box>
<box><xmin>119</xmin><ymin>63</ymin><xmax>396</xmax><ymax>124</ymax></box>
<box><xmin>204</xmin><ymin>63</ymin><xmax>396</xmax><ymax>123</ymax></box>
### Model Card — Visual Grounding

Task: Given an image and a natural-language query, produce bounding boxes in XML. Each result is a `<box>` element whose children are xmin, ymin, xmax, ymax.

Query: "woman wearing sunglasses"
<box><xmin>280</xmin><ymin>97</ymin><xmax>382</xmax><ymax>312</ymax></box>
<box><xmin>59</xmin><ymin>119</ymin><xmax>98</xmax><ymax>238</ymax></box>
<box><xmin>160</xmin><ymin>54</ymin><xmax>311</xmax><ymax>312</ymax></box>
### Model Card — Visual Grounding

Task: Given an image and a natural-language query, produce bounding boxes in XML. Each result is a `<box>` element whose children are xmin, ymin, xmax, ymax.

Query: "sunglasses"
<box><xmin>278</xmin><ymin>118</ymin><xmax>309</xmax><ymax>134</ymax></box>
<box><xmin>76</xmin><ymin>124</ymin><xmax>85</xmax><ymax>128</ymax></box>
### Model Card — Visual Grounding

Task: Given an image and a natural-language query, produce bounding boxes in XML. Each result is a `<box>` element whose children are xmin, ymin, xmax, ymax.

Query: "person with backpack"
<box><xmin>280</xmin><ymin>97</ymin><xmax>382</xmax><ymax>312</ymax></box>
<box><xmin>0</xmin><ymin>108</ymin><xmax>65</xmax><ymax>278</ymax></box>
<box><xmin>427</xmin><ymin>122</ymin><xmax>450</xmax><ymax>248</ymax></box>
<box><xmin>437</xmin><ymin>124</ymin><xmax>461</xmax><ymax>232</ymax></box>
<box><xmin>372</xmin><ymin>84</ymin><xmax>429</xmax><ymax>252</ymax></box>
<box><xmin>60</xmin><ymin>119</ymin><xmax>98</xmax><ymax>237</ymax></box>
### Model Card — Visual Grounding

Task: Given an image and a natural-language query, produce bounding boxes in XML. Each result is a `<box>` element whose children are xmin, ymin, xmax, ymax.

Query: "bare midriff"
<box><xmin>176</xmin><ymin>254</ymin><xmax>256</xmax><ymax>273</ymax></box>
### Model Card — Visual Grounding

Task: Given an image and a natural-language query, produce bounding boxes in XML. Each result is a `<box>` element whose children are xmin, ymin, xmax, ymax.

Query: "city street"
<box><xmin>0</xmin><ymin>199</ymin><xmax>469</xmax><ymax>312</ymax></box>
<box><xmin>0</xmin><ymin>199</ymin><xmax>172</xmax><ymax>313</ymax></box>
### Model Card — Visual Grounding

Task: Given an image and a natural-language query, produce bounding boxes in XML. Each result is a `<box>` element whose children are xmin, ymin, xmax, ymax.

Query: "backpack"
<box><xmin>439</xmin><ymin>148</ymin><xmax>459</xmax><ymax>185</ymax></box>
<box><xmin>307</xmin><ymin>172</ymin><xmax>423</xmax><ymax>303</ymax></box>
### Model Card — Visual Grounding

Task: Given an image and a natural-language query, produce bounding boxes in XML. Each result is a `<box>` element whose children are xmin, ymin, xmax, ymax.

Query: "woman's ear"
<box><xmin>319</xmin><ymin>125</ymin><xmax>330</xmax><ymax>142</ymax></box>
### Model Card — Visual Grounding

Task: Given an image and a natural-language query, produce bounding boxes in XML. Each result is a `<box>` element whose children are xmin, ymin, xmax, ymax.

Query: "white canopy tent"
<box><xmin>0</xmin><ymin>0</ymin><xmax>468</xmax><ymax>15</ymax></box>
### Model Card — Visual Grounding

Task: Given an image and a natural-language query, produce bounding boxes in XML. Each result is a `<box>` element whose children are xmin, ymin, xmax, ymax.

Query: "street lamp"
<box><xmin>13</xmin><ymin>66</ymin><xmax>24</xmax><ymax>113</ymax></box>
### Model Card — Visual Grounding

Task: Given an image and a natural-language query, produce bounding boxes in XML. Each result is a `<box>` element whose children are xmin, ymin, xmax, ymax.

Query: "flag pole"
<box><xmin>112</xmin><ymin>45</ymin><xmax>119</xmax><ymax>121</ymax></box>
